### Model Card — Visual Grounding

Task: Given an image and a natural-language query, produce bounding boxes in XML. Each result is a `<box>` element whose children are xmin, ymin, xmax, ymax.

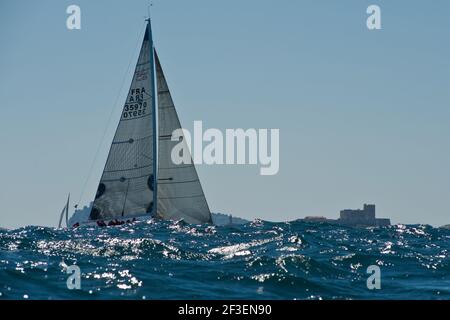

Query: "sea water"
<box><xmin>0</xmin><ymin>220</ymin><xmax>449</xmax><ymax>299</ymax></box>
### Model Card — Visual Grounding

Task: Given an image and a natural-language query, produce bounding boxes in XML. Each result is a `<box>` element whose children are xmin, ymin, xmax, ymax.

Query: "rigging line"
<box><xmin>76</xmin><ymin>21</ymin><xmax>147</xmax><ymax>208</ymax></box>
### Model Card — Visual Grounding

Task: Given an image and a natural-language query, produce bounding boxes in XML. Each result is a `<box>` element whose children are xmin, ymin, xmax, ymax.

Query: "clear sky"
<box><xmin>1</xmin><ymin>0</ymin><xmax>449</xmax><ymax>228</ymax></box>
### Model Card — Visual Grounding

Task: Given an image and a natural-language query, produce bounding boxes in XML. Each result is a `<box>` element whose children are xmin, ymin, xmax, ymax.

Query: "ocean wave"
<box><xmin>0</xmin><ymin>220</ymin><xmax>449</xmax><ymax>299</ymax></box>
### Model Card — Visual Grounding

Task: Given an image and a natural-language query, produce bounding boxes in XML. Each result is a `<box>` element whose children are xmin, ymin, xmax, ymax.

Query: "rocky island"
<box><xmin>300</xmin><ymin>204</ymin><xmax>391</xmax><ymax>227</ymax></box>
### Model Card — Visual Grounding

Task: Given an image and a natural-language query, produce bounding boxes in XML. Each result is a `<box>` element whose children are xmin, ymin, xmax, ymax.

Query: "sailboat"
<box><xmin>60</xmin><ymin>18</ymin><xmax>212</xmax><ymax>227</ymax></box>
<box><xmin>57</xmin><ymin>194</ymin><xmax>70</xmax><ymax>228</ymax></box>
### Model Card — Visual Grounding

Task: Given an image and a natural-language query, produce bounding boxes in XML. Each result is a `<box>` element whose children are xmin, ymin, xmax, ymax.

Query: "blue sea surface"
<box><xmin>0</xmin><ymin>220</ymin><xmax>449</xmax><ymax>300</ymax></box>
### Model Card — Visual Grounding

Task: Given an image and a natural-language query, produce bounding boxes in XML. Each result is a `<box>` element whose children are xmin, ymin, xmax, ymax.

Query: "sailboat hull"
<box><xmin>68</xmin><ymin>205</ymin><xmax>207</xmax><ymax>228</ymax></box>
<box><xmin>77</xmin><ymin>215</ymin><xmax>153</xmax><ymax>228</ymax></box>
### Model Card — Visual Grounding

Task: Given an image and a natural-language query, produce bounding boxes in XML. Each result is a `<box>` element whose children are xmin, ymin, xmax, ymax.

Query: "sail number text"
<box><xmin>122</xmin><ymin>87</ymin><xmax>148</xmax><ymax>119</ymax></box>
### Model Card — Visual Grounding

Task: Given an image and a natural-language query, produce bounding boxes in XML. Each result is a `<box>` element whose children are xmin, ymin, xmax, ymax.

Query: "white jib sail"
<box><xmin>155</xmin><ymin>51</ymin><xmax>212</xmax><ymax>224</ymax></box>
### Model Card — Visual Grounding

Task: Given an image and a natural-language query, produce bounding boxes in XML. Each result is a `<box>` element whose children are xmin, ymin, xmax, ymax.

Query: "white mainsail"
<box><xmin>90</xmin><ymin>23</ymin><xmax>157</xmax><ymax>221</ymax></box>
<box><xmin>155</xmin><ymin>52</ymin><xmax>212</xmax><ymax>224</ymax></box>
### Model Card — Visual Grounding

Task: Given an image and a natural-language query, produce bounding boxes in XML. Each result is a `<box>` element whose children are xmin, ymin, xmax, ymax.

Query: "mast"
<box><xmin>147</xmin><ymin>18</ymin><xmax>158</xmax><ymax>218</ymax></box>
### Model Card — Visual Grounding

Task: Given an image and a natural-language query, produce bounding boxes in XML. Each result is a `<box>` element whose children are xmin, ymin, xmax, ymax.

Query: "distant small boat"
<box><xmin>59</xmin><ymin>18</ymin><xmax>212</xmax><ymax>227</ymax></box>
<box><xmin>57</xmin><ymin>194</ymin><xmax>70</xmax><ymax>228</ymax></box>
